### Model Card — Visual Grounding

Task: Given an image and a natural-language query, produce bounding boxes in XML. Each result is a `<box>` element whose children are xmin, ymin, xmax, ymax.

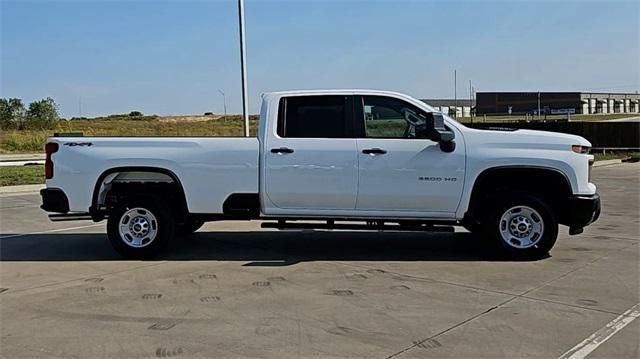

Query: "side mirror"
<box><xmin>425</xmin><ymin>113</ymin><xmax>455</xmax><ymax>152</ymax></box>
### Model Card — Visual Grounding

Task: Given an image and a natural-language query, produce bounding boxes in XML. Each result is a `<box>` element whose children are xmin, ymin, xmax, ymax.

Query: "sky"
<box><xmin>1</xmin><ymin>0</ymin><xmax>638</xmax><ymax>118</ymax></box>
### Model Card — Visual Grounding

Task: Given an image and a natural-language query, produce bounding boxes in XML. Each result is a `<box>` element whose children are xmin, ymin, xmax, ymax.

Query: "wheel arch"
<box><xmin>90</xmin><ymin>166</ymin><xmax>189</xmax><ymax>220</ymax></box>
<box><xmin>464</xmin><ymin>165</ymin><xmax>573</xmax><ymax>225</ymax></box>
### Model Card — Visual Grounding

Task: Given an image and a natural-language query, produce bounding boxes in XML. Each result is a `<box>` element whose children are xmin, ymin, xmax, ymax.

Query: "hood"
<box><xmin>465</xmin><ymin>127</ymin><xmax>592</xmax><ymax>150</ymax></box>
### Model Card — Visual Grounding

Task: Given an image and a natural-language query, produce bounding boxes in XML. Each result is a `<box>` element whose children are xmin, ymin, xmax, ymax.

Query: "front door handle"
<box><xmin>362</xmin><ymin>148</ymin><xmax>387</xmax><ymax>155</ymax></box>
<box><xmin>271</xmin><ymin>147</ymin><xmax>294</xmax><ymax>154</ymax></box>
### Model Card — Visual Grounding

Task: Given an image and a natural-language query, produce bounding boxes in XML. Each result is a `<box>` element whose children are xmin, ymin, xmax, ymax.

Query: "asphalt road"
<box><xmin>1</xmin><ymin>163</ymin><xmax>638</xmax><ymax>358</ymax></box>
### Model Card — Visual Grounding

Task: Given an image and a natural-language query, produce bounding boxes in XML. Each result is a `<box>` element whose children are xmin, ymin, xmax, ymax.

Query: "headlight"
<box><xmin>572</xmin><ymin>145</ymin><xmax>590</xmax><ymax>154</ymax></box>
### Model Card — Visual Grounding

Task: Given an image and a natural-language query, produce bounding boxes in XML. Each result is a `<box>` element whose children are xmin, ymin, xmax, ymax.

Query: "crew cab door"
<box><xmin>355</xmin><ymin>95</ymin><xmax>465</xmax><ymax>214</ymax></box>
<box><xmin>263</xmin><ymin>95</ymin><xmax>358</xmax><ymax>211</ymax></box>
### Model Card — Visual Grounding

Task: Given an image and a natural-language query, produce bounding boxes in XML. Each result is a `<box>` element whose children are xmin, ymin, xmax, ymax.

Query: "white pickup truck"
<box><xmin>41</xmin><ymin>90</ymin><xmax>600</xmax><ymax>259</ymax></box>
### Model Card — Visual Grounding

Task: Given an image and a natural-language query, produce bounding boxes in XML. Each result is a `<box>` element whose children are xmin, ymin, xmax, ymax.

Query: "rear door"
<box><xmin>263</xmin><ymin>95</ymin><xmax>358</xmax><ymax>210</ymax></box>
<box><xmin>355</xmin><ymin>95</ymin><xmax>465</xmax><ymax>214</ymax></box>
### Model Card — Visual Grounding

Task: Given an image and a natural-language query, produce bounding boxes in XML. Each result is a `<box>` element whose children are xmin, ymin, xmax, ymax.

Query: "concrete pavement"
<box><xmin>0</xmin><ymin>163</ymin><xmax>638</xmax><ymax>358</ymax></box>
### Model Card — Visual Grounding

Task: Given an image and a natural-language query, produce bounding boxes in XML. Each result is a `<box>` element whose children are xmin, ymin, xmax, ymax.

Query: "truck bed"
<box><xmin>46</xmin><ymin>137</ymin><xmax>259</xmax><ymax>213</ymax></box>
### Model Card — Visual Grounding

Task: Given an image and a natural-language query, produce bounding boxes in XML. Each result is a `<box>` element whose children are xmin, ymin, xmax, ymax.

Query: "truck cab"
<box><xmin>41</xmin><ymin>90</ymin><xmax>600</xmax><ymax>260</ymax></box>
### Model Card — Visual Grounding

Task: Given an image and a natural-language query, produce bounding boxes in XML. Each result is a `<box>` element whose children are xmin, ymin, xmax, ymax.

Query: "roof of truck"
<box><xmin>262</xmin><ymin>89</ymin><xmax>437</xmax><ymax>113</ymax></box>
<box><xmin>264</xmin><ymin>89</ymin><xmax>411</xmax><ymax>97</ymax></box>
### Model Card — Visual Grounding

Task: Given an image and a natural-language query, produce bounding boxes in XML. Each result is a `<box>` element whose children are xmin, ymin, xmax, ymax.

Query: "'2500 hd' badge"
<box><xmin>419</xmin><ymin>176</ymin><xmax>457</xmax><ymax>182</ymax></box>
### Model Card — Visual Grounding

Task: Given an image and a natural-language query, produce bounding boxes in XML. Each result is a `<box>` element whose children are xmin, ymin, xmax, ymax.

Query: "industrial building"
<box><xmin>421</xmin><ymin>99</ymin><xmax>474</xmax><ymax>118</ymax></box>
<box><xmin>476</xmin><ymin>92</ymin><xmax>640</xmax><ymax>115</ymax></box>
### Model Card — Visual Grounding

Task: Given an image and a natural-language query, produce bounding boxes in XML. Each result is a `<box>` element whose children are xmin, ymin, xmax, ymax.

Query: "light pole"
<box><xmin>469</xmin><ymin>79</ymin><xmax>473</xmax><ymax>123</ymax></box>
<box><xmin>218</xmin><ymin>89</ymin><xmax>227</xmax><ymax>120</ymax></box>
<box><xmin>454</xmin><ymin>70</ymin><xmax>457</xmax><ymax>119</ymax></box>
<box><xmin>537</xmin><ymin>92</ymin><xmax>541</xmax><ymax>120</ymax></box>
<box><xmin>238</xmin><ymin>0</ymin><xmax>249</xmax><ymax>136</ymax></box>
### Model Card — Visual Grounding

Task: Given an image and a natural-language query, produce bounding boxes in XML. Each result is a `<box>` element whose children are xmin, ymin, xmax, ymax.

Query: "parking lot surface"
<box><xmin>1</xmin><ymin>163</ymin><xmax>638</xmax><ymax>358</ymax></box>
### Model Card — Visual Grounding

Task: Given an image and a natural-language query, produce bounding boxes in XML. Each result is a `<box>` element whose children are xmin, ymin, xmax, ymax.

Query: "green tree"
<box><xmin>0</xmin><ymin>98</ymin><xmax>26</xmax><ymax>129</ymax></box>
<box><xmin>26</xmin><ymin>97</ymin><xmax>59</xmax><ymax>129</ymax></box>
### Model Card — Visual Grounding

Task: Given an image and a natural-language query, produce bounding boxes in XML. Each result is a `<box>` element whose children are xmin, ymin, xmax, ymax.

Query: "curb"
<box><xmin>592</xmin><ymin>159</ymin><xmax>623</xmax><ymax>167</ymax></box>
<box><xmin>0</xmin><ymin>184</ymin><xmax>44</xmax><ymax>195</ymax></box>
<box><xmin>0</xmin><ymin>153</ymin><xmax>44</xmax><ymax>162</ymax></box>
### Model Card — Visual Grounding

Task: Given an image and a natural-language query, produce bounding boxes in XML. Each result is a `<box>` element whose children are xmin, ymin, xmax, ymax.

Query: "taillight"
<box><xmin>44</xmin><ymin>142</ymin><xmax>58</xmax><ymax>179</ymax></box>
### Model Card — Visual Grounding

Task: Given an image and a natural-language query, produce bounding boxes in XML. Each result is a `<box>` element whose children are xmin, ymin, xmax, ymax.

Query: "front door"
<box><xmin>264</xmin><ymin>95</ymin><xmax>358</xmax><ymax>210</ymax></box>
<box><xmin>355</xmin><ymin>95</ymin><xmax>465</xmax><ymax>214</ymax></box>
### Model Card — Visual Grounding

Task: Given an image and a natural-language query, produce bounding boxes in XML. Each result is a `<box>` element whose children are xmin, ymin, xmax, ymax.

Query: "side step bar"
<box><xmin>261</xmin><ymin>221</ymin><xmax>455</xmax><ymax>232</ymax></box>
<box><xmin>48</xmin><ymin>213</ymin><xmax>93</xmax><ymax>222</ymax></box>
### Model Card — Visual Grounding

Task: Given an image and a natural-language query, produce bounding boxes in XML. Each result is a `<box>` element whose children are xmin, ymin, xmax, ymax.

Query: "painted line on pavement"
<box><xmin>0</xmin><ymin>223</ymin><xmax>104</xmax><ymax>240</ymax></box>
<box><xmin>558</xmin><ymin>302</ymin><xmax>640</xmax><ymax>359</ymax></box>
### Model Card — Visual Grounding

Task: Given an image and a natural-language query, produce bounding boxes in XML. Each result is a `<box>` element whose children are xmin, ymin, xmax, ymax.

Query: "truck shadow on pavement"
<box><xmin>0</xmin><ymin>230</ymin><xmax>544</xmax><ymax>263</ymax></box>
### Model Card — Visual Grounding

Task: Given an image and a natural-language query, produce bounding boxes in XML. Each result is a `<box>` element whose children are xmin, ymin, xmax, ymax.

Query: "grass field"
<box><xmin>0</xmin><ymin>112</ymin><xmax>636</xmax><ymax>154</ymax></box>
<box><xmin>0</xmin><ymin>115</ymin><xmax>258</xmax><ymax>153</ymax></box>
<box><xmin>457</xmin><ymin>113</ymin><xmax>635</xmax><ymax>123</ymax></box>
<box><xmin>0</xmin><ymin>165</ymin><xmax>44</xmax><ymax>186</ymax></box>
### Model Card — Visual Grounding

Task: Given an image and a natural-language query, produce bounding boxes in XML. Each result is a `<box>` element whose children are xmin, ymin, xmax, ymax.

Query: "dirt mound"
<box><xmin>156</xmin><ymin>115</ymin><xmax>220</xmax><ymax>123</ymax></box>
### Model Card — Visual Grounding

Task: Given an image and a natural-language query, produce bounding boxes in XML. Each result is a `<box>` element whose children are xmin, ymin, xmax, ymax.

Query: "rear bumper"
<box><xmin>566</xmin><ymin>193</ymin><xmax>600</xmax><ymax>232</ymax></box>
<box><xmin>40</xmin><ymin>188</ymin><xmax>69</xmax><ymax>213</ymax></box>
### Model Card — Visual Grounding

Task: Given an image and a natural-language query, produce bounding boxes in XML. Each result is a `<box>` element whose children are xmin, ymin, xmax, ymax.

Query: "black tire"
<box><xmin>176</xmin><ymin>218</ymin><xmax>205</xmax><ymax>237</ymax></box>
<box><xmin>482</xmin><ymin>192</ymin><xmax>558</xmax><ymax>260</ymax></box>
<box><xmin>107</xmin><ymin>195</ymin><xmax>175</xmax><ymax>259</ymax></box>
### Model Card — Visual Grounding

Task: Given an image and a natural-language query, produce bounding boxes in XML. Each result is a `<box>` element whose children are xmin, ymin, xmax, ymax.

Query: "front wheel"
<box><xmin>483</xmin><ymin>192</ymin><xmax>558</xmax><ymax>259</ymax></box>
<box><xmin>107</xmin><ymin>196</ymin><xmax>174</xmax><ymax>259</ymax></box>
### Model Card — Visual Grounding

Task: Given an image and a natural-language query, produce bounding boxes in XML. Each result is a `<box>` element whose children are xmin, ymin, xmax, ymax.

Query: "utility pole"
<box><xmin>537</xmin><ymin>92</ymin><xmax>541</xmax><ymax>120</ymax></box>
<box><xmin>218</xmin><ymin>89</ymin><xmax>227</xmax><ymax>120</ymax></box>
<box><xmin>78</xmin><ymin>98</ymin><xmax>82</xmax><ymax>118</ymax></box>
<box><xmin>454</xmin><ymin>70</ymin><xmax>457</xmax><ymax>119</ymax></box>
<box><xmin>238</xmin><ymin>0</ymin><xmax>249</xmax><ymax>136</ymax></box>
<box><xmin>469</xmin><ymin>79</ymin><xmax>473</xmax><ymax>123</ymax></box>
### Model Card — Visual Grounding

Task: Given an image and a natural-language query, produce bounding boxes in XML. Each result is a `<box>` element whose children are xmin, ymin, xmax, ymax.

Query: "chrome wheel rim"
<box><xmin>499</xmin><ymin>206</ymin><xmax>544</xmax><ymax>249</ymax></box>
<box><xmin>118</xmin><ymin>207</ymin><xmax>158</xmax><ymax>248</ymax></box>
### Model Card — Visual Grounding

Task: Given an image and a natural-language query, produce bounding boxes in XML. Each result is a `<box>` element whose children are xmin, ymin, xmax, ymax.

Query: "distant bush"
<box><xmin>0</xmin><ymin>98</ymin><xmax>26</xmax><ymax>129</ymax></box>
<box><xmin>204</xmin><ymin>112</ymin><xmax>214</xmax><ymax>116</ymax></box>
<box><xmin>129</xmin><ymin>111</ymin><xmax>143</xmax><ymax>117</ymax></box>
<box><xmin>25</xmin><ymin>97</ymin><xmax>59</xmax><ymax>129</ymax></box>
<box><xmin>0</xmin><ymin>97</ymin><xmax>60</xmax><ymax>130</ymax></box>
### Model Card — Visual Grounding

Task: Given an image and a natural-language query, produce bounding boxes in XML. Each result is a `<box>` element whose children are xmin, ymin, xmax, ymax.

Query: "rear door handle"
<box><xmin>271</xmin><ymin>147</ymin><xmax>294</xmax><ymax>154</ymax></box>
<box><xmin>362</xmin><ymin>148</ymin><xmax>387</xmax><ymax>155</ymax></box>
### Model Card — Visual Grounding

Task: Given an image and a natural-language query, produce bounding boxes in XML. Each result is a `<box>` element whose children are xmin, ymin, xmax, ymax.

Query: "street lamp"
<box><xmin>238</xmin><ymin>0</ymin><xmax>249</xmax><ymax>136</ymax></box>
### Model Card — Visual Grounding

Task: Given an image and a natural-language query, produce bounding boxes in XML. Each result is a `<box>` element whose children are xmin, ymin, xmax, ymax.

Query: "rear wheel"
<box><xmin>483</xmin><ymin>192</ymin><xmax>558</xmax><ymax>259</ymax></box>
<box><xmin>107</xmin><ymin>195</ymin><xmax>174</xmax><ymax>259</ymax></box>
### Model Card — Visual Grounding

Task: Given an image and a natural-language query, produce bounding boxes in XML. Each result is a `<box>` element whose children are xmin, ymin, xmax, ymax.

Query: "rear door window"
<box><xmin>277</xmin><ymin>96</ymin><xmax>353</xmax><ymax>138</ymax></box>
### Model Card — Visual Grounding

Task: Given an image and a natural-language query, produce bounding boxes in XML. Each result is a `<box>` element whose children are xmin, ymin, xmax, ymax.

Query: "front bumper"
<box><xmin>40</xmin><ymin>188</ymin><xmax>69</xmax><ymax>213</ymax></box>
<box><xmin>566</xmin><ymin>193</ymin><xmax>601</xmax><ymax>233</ymax></box>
